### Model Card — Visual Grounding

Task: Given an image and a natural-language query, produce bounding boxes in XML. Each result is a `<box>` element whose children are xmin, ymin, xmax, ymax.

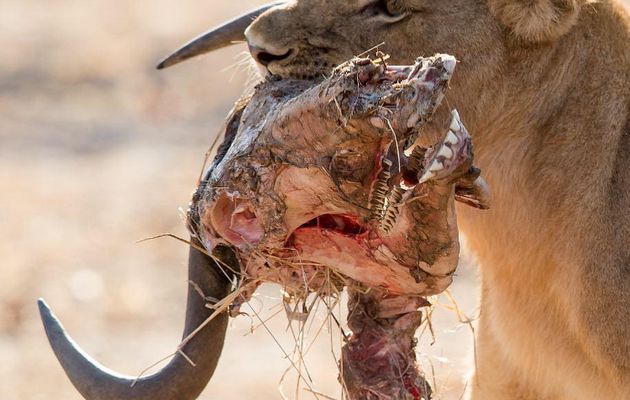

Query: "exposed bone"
<box><xmin>189</xmin><ymin>55</ymin><xmax>488</xmax><ymax>399</ymax></box>
<box><xmin>438</xmin><ymin>145</ymin><xmax>454</xmax><ymax>160</ymax></box>
<box><xmin>429</xmin><ymin>161</ymin><xmax>444</xmax><ymax>172</ymax></box>
<box><xmin>445</xmin><ymin>130</ymin><xmax>459</xmax><ymax>145</ymax></box>
<box><xmin>449</xmin><ymin>110</ymin><xmax>461</xmax><ymax>131</ymax></box>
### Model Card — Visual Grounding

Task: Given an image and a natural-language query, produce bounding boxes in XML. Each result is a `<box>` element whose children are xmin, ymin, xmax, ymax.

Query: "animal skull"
<box><xmin>193</xmin><ymin>55</ymin><xmax>486</xmax><ymax>303</ymax></box>
<box><xmin>188</xmin><ymin>55</ymin><xmax>489</xmax><ymax>399</ymax></box>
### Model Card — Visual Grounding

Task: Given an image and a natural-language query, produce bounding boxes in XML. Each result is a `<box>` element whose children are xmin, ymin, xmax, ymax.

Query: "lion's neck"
<box><xmin>454</xmin><ymin>0</ymin><xmax>630</xmax><ymax>285</ymax></box>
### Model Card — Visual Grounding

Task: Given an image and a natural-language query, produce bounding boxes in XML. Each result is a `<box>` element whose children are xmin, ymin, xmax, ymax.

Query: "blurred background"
<box><xmin>0</xmin><ymin>1</ymin><xmax>487</xmax><ymax>399</ymax></box>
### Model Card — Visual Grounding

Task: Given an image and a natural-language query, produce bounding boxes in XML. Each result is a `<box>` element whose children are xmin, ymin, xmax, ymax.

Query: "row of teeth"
<box><xmin>371</xmin><ymin>109</ymin><xmax>463</xmax><ymax>233</ymax></box>
<box><xmin>380</xmin><ymin>186</ymin><xmax>405</xmax><ymax>232</ymax></box>
<box><xmin>405</xmin><ymin>145</ymin><xmax>426</xmax><ymax>175</ymax></box>
<box><xmin>369</xmin><ymin>159</ymin><xmax>392</xmax><ymax>221</ymax></box>
<box><xmin>418</xmin><ymin>110</ymin><xmax>462</xmax><ymax>184</ymax></box>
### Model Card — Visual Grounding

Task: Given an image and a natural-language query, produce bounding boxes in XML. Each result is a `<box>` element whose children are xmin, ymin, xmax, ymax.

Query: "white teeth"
<box><xmin>416</xmin><ymin>159</ymin><xmax>444</xmax><ymax>185</ymax></box>
<box><xmin>429</xmin><ymin>161</ymin><xmax>444</xmax><ymax>172</ymax></box>
<box><xmin>451</xmin><ymin>109</ymin><xmax>461</xmax><ymax>126</ymax></box>
<box><xmin>418</xmin><ymin>170</ymin><xmax>435</xmax><ymax>184</ymax></box>
<box><xmin>441</xmin><ymin>55</ymin><xmax>457</xmax><ymax>75</ymax></box>
<box><xmin>450</xmin><ymin>116</ymin><xmax>461</xmax><ymax>132</ymax></box>
<box><xmin>437</xmin><ymin>145</ymin><xmax>453</xmax><ymax>159</ymax></box>
<box><xmin>370</xmin><ymin>117</ymin><xmax>385</xmax><ymax>129</ymax></box>
<box><xmin>445</xmin><ymin>130</ymin><xmax>459</xmax><ymax>145</ymax></box>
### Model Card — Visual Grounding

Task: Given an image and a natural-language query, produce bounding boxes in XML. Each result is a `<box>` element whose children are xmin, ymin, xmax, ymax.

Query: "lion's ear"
<box><xmin>488</xmin><ymin>0</ymin><xmax>582</xmax><ymax>42</ymax></box>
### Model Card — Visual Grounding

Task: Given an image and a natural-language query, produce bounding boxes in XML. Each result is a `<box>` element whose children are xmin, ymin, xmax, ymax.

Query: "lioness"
<box><xmin>239</xmin><ymin>0</ymin><xmax>630</xmax><ymax>399</ymax></box>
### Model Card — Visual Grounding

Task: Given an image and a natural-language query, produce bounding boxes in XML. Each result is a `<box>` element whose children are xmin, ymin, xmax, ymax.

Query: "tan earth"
<box><xmin>6</xmin><ymin>1</ymin><xmax>625</xmax><ymax>399</ymax></box>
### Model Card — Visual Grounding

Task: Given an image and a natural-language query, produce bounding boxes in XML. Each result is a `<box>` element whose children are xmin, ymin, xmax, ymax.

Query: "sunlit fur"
<box><xmin>245</xmin><ymin>0</ymin><xmax>630</xmax><ymax>398</ymax></box>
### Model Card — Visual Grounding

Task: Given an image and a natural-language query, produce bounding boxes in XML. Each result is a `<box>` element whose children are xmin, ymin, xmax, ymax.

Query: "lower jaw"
<box><xmin>288</xmin><ymin>227</ymin><xmax>430</xmax><ymax>295</ymax></box>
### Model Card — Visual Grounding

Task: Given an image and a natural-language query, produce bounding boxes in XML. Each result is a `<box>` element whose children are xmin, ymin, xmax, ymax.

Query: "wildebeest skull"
<box><xmin>192</xmin><ymin>55</ymin><xmax>485</xmax><ymax>307</ymax></box>
<box><xmin>190</xmin><ymin>55</ymin><xmax>489</xmax><ymax>399</ymax></box>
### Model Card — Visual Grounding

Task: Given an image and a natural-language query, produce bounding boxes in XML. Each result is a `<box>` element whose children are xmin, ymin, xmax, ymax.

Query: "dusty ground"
<box><xmin>0</xmin><ymin>0</ymin><xmax>546</xmax><ymax>398</ymax></box>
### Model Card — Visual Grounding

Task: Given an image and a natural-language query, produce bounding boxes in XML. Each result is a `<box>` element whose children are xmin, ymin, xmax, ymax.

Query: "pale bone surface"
<box><xmin>189</xmin><ymin>55</ymin><xmax>490</xmax><ymax>399</ymax></box>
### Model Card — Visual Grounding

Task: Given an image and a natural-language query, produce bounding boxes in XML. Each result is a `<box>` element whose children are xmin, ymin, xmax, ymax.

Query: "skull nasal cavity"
<box><xmin>249</xmin><ymin>45</ymin><xmax>293</xmax><ymax>66</ymax></box>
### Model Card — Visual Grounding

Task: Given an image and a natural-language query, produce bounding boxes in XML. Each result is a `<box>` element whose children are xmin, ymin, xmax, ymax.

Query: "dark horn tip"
<box><xmin>156</xmin><ymin>53</ymin><xmax>188</xmax><ymax>70</ymax></box>
<box><xmin>38</xmin><ymin>298</ymin><xmax>64</xmax><ymax>338</ymax></box>
<box><xmin>38</xmin><ymin>298</ymin><xmax>52</xmax><ymax>320</ymax></box>
<box><xmin>156</xmin><ymin>59</ymin><xmax>169</xmax><ymax>70</ymax></box>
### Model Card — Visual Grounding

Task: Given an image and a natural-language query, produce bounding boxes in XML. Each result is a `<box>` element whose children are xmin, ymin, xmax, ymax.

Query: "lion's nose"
<box><xmin>248</xmin><ymin>45</ymin><xmax>293</xmax><ymax>67</ymax></box>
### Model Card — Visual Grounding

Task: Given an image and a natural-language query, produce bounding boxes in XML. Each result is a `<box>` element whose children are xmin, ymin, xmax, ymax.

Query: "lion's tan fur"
<box><xmin>245</xmin><ymin>0</ymin><xmax>630</xmax><ymax>398</ymax></box>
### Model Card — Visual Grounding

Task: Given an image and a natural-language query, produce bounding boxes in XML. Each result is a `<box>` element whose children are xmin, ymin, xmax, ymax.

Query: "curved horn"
<box><xmin>157</xmin><ymin>2</ymin><xmax>284</xmax><ymax>70</ymax></box>
<box><xmin>39</xmin><ymin>240</ymin><xmax>236</xmax><ymax>400</ymax></box>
